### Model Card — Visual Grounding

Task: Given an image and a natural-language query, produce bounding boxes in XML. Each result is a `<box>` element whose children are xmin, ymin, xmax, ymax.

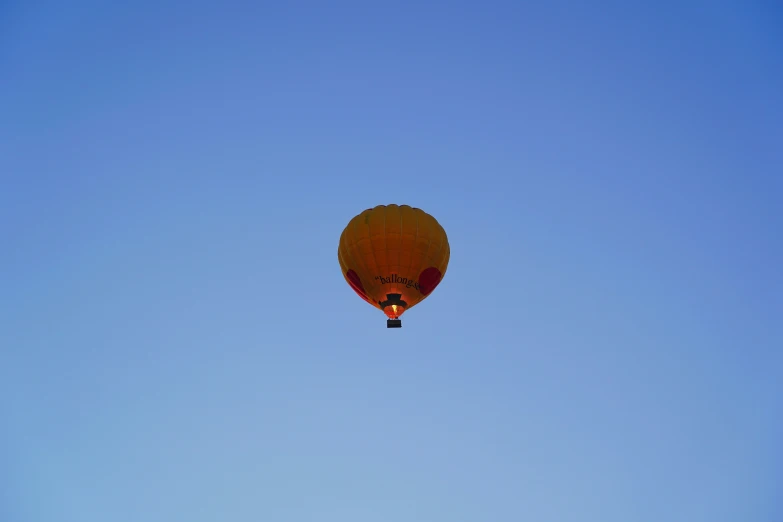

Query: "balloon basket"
<box><xmin>387</xmin><ymin>319</ymin><xmax>402</xmax><ymax>328</ymax></box>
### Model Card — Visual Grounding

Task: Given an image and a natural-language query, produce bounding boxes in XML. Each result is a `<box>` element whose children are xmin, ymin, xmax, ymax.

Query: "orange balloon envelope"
<box><xmin>338</xmin><ymin>204</ymin><xmax>450</xmax><ymax>328</ymax></box>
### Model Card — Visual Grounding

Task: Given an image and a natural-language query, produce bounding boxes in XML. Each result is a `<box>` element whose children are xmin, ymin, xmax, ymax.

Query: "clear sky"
<box><xmin>1</xmin><ymin>1</ymin><xmax>781</xmax><ymax>521</ymax></box>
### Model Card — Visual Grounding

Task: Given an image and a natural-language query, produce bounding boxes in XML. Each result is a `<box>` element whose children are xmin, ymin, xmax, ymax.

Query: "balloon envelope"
<box><xmin>338</xmin><ymin>204</ymin><xmax>450</xmax><ymax>322</ymax></box>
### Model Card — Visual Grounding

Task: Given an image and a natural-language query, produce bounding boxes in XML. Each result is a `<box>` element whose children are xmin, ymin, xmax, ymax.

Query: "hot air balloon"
<box><xmin>338</xmin><ymin>204</ymin><xmax>450</xmax><ymax>328</ymax></box>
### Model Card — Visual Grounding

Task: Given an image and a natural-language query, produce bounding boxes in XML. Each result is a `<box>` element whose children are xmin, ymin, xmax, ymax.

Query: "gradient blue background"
<box><xmin>2</xmin><ymin>1</ymin><xmax>781</xmax><ymax>521</ymax></box>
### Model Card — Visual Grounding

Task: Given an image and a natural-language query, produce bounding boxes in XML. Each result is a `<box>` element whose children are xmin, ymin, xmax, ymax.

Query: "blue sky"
<box><xmin>1</xmin><ymin>1</ymin><xmax>781</xmax><ymax>521</ymax></box>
